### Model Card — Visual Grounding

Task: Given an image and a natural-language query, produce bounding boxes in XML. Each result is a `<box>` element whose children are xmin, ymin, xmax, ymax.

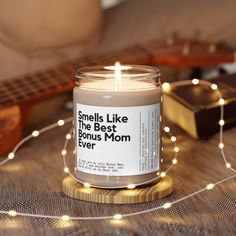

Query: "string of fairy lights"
<box><xmin>0</xmin><ymin>79</ymin><xmax>235</xmax><ymax>222</ymax></box>
<box><xmin>61</xmin><ymin>123</ymin><xmax>177</xmax><ymax>190</ymax></box>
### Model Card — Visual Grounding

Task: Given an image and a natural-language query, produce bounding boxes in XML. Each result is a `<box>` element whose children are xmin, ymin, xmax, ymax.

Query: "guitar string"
<box><xmin>0</xmin><ymin>47</ymin><xmax>148</xmax><ymax>105</ymax></box>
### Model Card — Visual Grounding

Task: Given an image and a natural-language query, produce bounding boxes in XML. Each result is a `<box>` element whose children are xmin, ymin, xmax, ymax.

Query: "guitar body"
<box><xmin>0</xmin><ymin>105</ymin><xmax>22</xmax><ymax>156</ymax></box>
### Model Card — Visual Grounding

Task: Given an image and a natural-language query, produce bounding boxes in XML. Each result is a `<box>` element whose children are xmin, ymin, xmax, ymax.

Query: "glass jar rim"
<box><xmin>76</xmin><ymin>65</ymin><xmax>160</xmax><ymax>80</ymax></box>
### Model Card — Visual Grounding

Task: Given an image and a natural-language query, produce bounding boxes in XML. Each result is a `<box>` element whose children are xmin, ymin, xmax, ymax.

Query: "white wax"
<box><xmin>80</xmin><ymin>78</ymin><xmax>157</xmax><ymax>91</ymax></box>
<box><xmin>74</xmin><ymin>77</ymin><xmax>162</xmax><ymax>188</ymax></box>
<box><xmin>74</xmin><ymin>79</ymin><xmax>161</xmax><ymax>107</ymax></box>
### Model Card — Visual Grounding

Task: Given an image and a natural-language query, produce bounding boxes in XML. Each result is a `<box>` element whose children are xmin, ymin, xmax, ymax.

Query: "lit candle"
<box><xmin>73</xmin><ymin>63</ymin><xmax>162</xmax><ymax>188</ymax></box>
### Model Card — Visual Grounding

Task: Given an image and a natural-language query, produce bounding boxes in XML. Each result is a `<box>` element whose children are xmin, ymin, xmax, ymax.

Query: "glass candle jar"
<box><xmin>73</xmin><ymin>64</ymin><xmax>162</xmax><ymax>188</ymax></box>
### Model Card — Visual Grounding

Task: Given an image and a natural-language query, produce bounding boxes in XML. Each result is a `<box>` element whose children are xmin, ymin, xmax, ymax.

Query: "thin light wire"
<box><xmin>169</xmin><ymin>80</ymin><xmax>235</xmax><ymax>173</ymax></box>
<box><xmin>0</xmin><ymin>80</ymin><xmax>235</xmax><ymax>221</ymax></box>
<box><xmin>0</xmin><ymin>117</ymin><xmax>73</xmax><ymax>165</ymax></box>
<box><xmin>62</xmin><ymin>128</ymin><xmax>177</xmax><ymax>189</ymax></box>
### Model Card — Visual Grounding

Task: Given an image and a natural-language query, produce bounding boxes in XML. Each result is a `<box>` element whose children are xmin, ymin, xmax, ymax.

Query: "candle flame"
<box><xmin>104</xmin><ymin>63</ymin><xmax>131</xmax><ymax>71</ymax></box>
<box><xmin>104</xmin><ymin>62</ymin><xmax>132</xmax><ymax>90</ymax></box>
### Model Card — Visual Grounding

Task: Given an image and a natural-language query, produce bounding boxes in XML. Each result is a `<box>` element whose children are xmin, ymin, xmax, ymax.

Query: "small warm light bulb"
<box><xmin>66</xmin><ymin>134</ymin><xmax>72</xmax><ymax>140</ymax></box>
<box><xmin>61</xmin><ymin>215</ymin><xmax>70</xmax><ymax>221</ymax></box>
<box><xmin>211</xmin><ymin>84</ymin><xmax>218</xmax><ymax>90</ymax></box>
<box><xmin>172</xmin><ymin>159</ymin><xmax>177</xmax><ymax>164</ymax></box>
<box><xmin>171</xmin><ymin>136</ymin><xmax>176</xmax><ymax>142</ymax></box>
<box><xmin>8</xmin><ymin>152</ymin><xmax>15</xmax><ymax>160</ymax></box>
<box><xmin>32</xmin><ymin>130</ymin><xmax>39</xmax><ymax>137</ymax></box>
<box><xmin>58</xmin><ymin>120</ymin><xmax>65</xmax><ymax>126</ymax></box>
<box><xmin>163</xmin><ymin>202</ymin><xmax>172</xmax><ymax>209</ymax></box>
<box><xmin>219</xmin><ymin>98</ymin><xmax>225</xmax><ymax>105</ymax></box>
<box><xmin>192</xmin><ymin>78</ymin><xmax>199</xmax><ymax>85</ymax></box>
<box><xmin>206</xmin><ymin>183</ymin><xmax>214</xmax><ymax>190</ymax></box>
<box><xmin>113</xmin><ymin>214</ymin><xmax>122</xmax><ymax>220</ymax></box>
<box><xmin>61</xmin><ymin>150</ymin><xmax>67</xmax><ymax>155</ymax></box>
<box><xmin>174</xmin><ymin>147</ymin><xmax>179</xmax><ymax>152</ymax></box>
<box><xmin>127</xmin><ymin>184</ymin><xmax>136</xmax><ymax>189</ymax></box>
<box><xmin>219</xmin><ymin>120</ymin><xmax>225</xmax><ymax>126</ymax></box>
<box><xmin>162</xmin><ymin>82</ymin><xmax>170</xmax><ymax>92</ymax></box>
<box><xmin>83</xmin><ymin>182</ymin><xmax>91</xmax><ymax>188</ymax></box>
<box><xmin>219</xmin><ymin>143</ymin><xmax>224</xmax><ymax>149</ymax></box>
<box><xmin>226</xmin><ymin>163</ymin><xmax>231</xmax><ymax>168</ymax></box>
<box><xmin>160</xmin><ymin>172</ymin><xmax>166</xmax><ymax>178</ymax></box>
<box><xmin>156</xmin><ymin>172</ymin><xmax>160</xmax><ymax>176</ymax></box>
<box><xmin>8</xmin><ymin>210</ymin><xmax>17</xmax><ymax>216</ymax></box>
<box><xmin>164</xmin><ymin>126</ymin><xmax>170</xmax><ymax>133</ymax></box>
<box><xmin>64</xmin><ymin>167</ymin><xmax>69</xmax><ymax>173</ymax></box>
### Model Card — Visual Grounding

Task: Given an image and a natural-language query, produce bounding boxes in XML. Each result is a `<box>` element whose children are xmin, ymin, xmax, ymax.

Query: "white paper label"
<box><xmin>76</xmin><ymin>103</ymin><xmax>160</xmax><ymax>176</ymax></box>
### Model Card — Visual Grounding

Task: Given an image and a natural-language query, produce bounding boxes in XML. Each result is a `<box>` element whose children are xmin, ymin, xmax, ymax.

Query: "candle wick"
<box><xmin>115</xmin><ymin>62</ymin><xmax>121</xmax><ymax>91</ymax></box>
<box><xmin>115</xmin><ymin>80</ymin><xmax>121</xmax><ymax>91</ymax></box>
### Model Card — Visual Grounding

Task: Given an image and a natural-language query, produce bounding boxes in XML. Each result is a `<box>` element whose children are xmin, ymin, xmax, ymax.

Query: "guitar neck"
<box><xmin>0</xmin><ymin>45</ymin><xmax>151</xmax><ymax>107</ymax></box>
<box><xmin>0</xmin><ymin>39</ymin><xmax>234</xmax><ymax>107</ymax></box>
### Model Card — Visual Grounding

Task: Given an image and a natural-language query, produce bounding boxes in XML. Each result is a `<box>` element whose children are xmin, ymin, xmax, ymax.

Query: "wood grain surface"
<box><xmin>62</xmin><ymin>175</ymin><xmax>173</xmax><ymax>204</ymax></box>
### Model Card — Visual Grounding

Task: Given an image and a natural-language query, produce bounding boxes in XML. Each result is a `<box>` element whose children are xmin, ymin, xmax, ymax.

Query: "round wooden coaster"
<box><xmin>62</xmin><ymin>176</ymin><xmax>173</xmax><ymax>204</ymax></box>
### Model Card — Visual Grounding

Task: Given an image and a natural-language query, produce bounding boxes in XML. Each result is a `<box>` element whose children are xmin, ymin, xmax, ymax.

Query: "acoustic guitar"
<box><xmin>0</xmin><ymin>38</ymin><xmax>234</xmax><ymax>155</ymax></box>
